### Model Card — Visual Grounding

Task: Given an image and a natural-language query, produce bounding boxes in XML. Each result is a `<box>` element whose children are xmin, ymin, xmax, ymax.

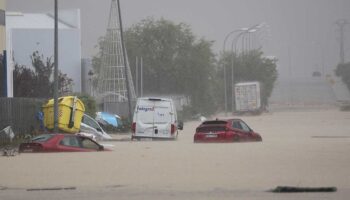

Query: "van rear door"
<box><xmin>135</xmin><ymin>99</ymin><xmax>155</xmax><ymax>137</ymax></box>
<box><xmin>152</xmin><ymin>99</ymin><xmax>173</xmax><ymax>138</ymax></box>
<box><xmin>134</xmin><ymin>98</ymin><xmax>174</xmax><ymax>138</ymax></box>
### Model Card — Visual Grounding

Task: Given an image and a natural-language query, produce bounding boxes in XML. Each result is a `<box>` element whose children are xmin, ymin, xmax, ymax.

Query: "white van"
<box><xmin>131</xmin><ymin>97</ymin><xmax>183</xmax><ymax>140</ymax></box>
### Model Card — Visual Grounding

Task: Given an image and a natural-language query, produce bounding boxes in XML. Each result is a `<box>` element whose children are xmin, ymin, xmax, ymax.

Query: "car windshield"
<box><xmin>197</xmin><ymin>125</ymin><xmax>226</xmax><ymax>133</ymax></box>
<box><xmin>31</xmin><ymin>134</ymin><xmax>54</xmax><ymax>142</ymax></box>
<box><xmin>202</xmin><ymin>120</ymin><xmax>227</xmax><ymax>125</ymax></box>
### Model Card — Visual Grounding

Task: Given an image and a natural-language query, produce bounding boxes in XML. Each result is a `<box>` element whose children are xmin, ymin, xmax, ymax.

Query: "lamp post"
<box><xmin>229</xmin><ymin>24</ymin><xmax>266</xmax><ymax>113</ymax></box>
<box><xmin>88</xmin><ymin>70</ymin><xmax>94</xmax><ymax>96</ymax></box>
<box><xmin>53</xmin><ymin>0</ymin><xmax>59</xmax><ymax>133</ymax></box>
<box><xmin>253</xmin><ymin>22</ymin><xmax>270</xmax><ymax>50</ymax></box>
<box><xmin>241</xmin><ymin>29</ymin><xmax>257</xmax><ymax>54</ymax></box>
<box><xmin>222</xmin><ymin>23</ymin><xmax>266</xmax><ymax>116</ymax></box>
<box><xmin>222</xmin><ymin>28</ymin><xmax>247</xmax><ymax>116</ymax></box>
<box><xmin>230</xmin><ymin>31</ymin><xmax>246</xmax><ymax>113</ymax></box>
<box><xmin>140</xmin><ymin>56</ymin><xmax>143</xmax><ymax>97</ymax></box>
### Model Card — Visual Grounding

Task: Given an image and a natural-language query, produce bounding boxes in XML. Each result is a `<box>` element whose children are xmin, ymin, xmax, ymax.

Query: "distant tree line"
<box><xmin>11</xmin><ymin>52</ymin><xmax>98</xmax><ymax>117</ymax></box>
<box><xmin>13</xmin><ymin>51</ymin><xmax>73</xmax><ymax>98</ymax></box>
<box><xmin>219</xmin><ymin>50</ymin><xmax>278</xmax><ymax>110</ymax></box>
<box><xmin>125</xmin><ymin>18</ymin><xmax>218</xmax><ymax>115</ymax></box>
<box><xmin>92</xmin><ymin>18</ymin><xmax>278</xmax><ymax>117</ymax></box>
<box><xmin>336</xmin><ymin>62</ymin><xmax>350</xmax><ymax>91</ymax></box>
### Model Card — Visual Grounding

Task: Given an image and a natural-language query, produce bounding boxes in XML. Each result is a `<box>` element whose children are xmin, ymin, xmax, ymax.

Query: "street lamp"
<box><xmin>53</xmin><ymin>0</ymin><xmax>59</xmax><ymax>133</ymax></box>
<box><xmin>229</xmin><ymin>23</ymin><xmax>267</xmax><ymax>113</ymax></box>
<box><xmin>135</xmin><ymin>56</ymin><xmax>144</xmax><ymax>97</ymax></box>
<box><xmin>222</xmin><ymin>28</ymin><xmax>247</xmax><ymax>116</ymax></box>
<box><xmin>241</xmin><ymin>29</ymin><xmax>257</xmax><ymax>54</ymax></box>
<box><xmin>222</xmin><ymin>23</ymin><xmax>266</xmax><ymax>116</ymax></box>
<box><xmin>230</xmin><ymin>31</ymin><xmax>246</xmax><ymax>113</ymax></box>
<box><xmin>247</xmin><ymin>29</ymin><xmax>257</xmax><ymax>52</ymax></box>
<box><xmin>253</xmin><ymin>23</ymin><xmax>270</xmax><ymax>50</ymax></box>
<box><xmin>88</xmin><ymin>70</ymin><xmax>94</xmax><ymax>96</ymax></box>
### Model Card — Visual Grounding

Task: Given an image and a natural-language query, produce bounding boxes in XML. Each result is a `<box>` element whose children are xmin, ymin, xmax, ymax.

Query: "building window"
<box><xmin>0</xmin><ymin>10</ymin><xmax>5</xmax><ymax>26</ymax></box>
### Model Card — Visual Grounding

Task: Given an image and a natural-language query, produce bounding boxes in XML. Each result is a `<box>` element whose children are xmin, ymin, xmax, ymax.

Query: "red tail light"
<box><xmin>171</xmin><ymin>124</ymin><xmax>176</xmax><ymax>135</ymax></box>
<box><xmin>131</xmin><ymin>122</ymin><xmax>136</xmax><ymax>133</ymax></box>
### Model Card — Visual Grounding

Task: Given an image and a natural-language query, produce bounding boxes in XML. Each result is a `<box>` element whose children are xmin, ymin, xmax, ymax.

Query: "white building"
<box><xmin>6</xmin><ymin>9</ymin><xmax>82</xmax><ymax>96</ymax></box>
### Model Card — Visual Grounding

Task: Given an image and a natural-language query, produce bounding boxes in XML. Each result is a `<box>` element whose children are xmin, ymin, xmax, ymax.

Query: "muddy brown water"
<box><xmin>1</xmin><ymin>109</ymin><xmax>349</xmax><ymax>199</ymax></box>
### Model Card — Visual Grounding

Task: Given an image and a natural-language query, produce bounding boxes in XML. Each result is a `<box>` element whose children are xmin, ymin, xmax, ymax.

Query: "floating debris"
<box><xmin>270</xmin><ymin>186</ymin><xmax>337</xmax><ymax>193</ymax></box>
<box><xmin>1</xmin><ymin>146</ymin><xmax>19</xmax><ymax>157</ymax></box>
<box><xmin>27</xmin><ymin>187</ymin><xmax>76</xmax><ymax>191</ymax></box>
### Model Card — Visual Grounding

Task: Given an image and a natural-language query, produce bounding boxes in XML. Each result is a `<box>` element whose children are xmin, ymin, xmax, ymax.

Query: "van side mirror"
<box><xmin>178</xmin><ymin>121</ymin><xmax>184</xmax><ymax>130</ymax></box>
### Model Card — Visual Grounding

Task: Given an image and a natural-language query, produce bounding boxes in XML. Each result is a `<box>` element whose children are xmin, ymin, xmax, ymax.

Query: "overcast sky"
<box><xmin>7</xmin><ymin>0</ymin><xmax>350</xmax><ymax>79</ymax></box>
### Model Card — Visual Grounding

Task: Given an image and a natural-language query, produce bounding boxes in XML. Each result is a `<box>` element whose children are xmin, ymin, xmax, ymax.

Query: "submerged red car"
<box><xmin>19</xmin><ymin>134</ymin><xmax>107</xmax><ymax>153</ymax></box>
<box><xmin>194</xmin><ymin>119</ymin><xmax>262</xmax><ymax>143</ymax></box>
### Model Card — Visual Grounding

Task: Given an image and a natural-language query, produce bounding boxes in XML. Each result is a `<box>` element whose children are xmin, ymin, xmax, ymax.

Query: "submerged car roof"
<box><xmin>138</xmin><ymin>97</ymin><xmax>172</xmax><ymax>102</ymax></box>
<box><xmin>201</xmin><ymin>119</ymin><xmax>242</xmax><ymax>125</ymax></box>
<box><xmin>202</xmin><ymin>120</ymin><xmax>228</xmax><ymax>125</ymax></box>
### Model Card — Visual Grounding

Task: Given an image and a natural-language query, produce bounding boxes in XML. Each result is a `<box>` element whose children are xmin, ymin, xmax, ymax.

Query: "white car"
<box><xmin>80</xmin><ymin>114</ymin><xmax>112</xmax><ymax>141</ymax></box>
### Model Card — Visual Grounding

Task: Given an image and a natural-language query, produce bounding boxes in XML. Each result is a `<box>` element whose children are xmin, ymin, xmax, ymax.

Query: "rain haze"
<box><xmin>7</xmin><ymin>0</ymin><xmax>350</xmax><ymax>78</ymax></box>
<box><xmin>1</xmin><ymin>1</ymin><xmax>350</xmax><ymax>200</ymax></box>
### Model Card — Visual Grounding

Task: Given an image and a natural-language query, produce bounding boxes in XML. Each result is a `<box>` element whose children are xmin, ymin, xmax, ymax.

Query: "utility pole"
<box><xmin>135</xmin><ymin>56</ymin><xmax>143</xmax><ymax>97</ymax></box>
<box><xmin>140</xmin><ymin>56</ymin><xmax>143</xmax><ymax>97</ymax></box>
<box><xmin>335</xmin><ymin>19</ymin><xmax>349</xmax><ymax>64</ymax></box>
<box><xmin>117</xmin><ymin>0</ymin><xmax>133</xmax><ymax>123</ymax></box>
<box><xmin>53</xmin><ymin>0</ymin><xmax>59</xmax><ymax>133</ymax></box>
<box><xmin>135</xmin><ymin>56</ymin><xmax>138</xmax><ymax>97</ymax></box>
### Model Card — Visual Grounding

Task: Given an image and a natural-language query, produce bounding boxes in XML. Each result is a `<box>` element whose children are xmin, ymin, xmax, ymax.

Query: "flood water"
<box><xmin>1</xmin><ymin>109</ymin><xmax>350</xmax><ymax>200</ymax></box>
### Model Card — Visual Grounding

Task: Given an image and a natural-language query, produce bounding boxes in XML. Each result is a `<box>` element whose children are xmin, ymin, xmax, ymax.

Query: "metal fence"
<box><xmin>0</xmin><ymin>98</ymin><xmax>44</xmax><ymax>139</ymax></box>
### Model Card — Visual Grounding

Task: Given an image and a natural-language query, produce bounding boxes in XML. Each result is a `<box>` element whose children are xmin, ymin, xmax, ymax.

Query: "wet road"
<box><xmin>269</xmin><ymin>75</ymin><xmax>350</xmax><ymax>110</ymax></box>
<box><xmin>1</xmin><ymin>109</ymin><xmax>350</xmax><ymax>200</ymax></box>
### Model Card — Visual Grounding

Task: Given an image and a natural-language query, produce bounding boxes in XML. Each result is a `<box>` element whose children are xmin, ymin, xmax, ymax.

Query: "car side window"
<box><xmin>83</xmin><ymin>115</ymin><xmax>98</xmax><ymax>129</ymax></box>
<box><xmin>80</xmin><ymin>137</ymin><xmax>100</xmax><ymax>150</ymax></box>
<box><xmin>60</xmin><ymin>136</ymin><xmax>80</xmax><ymax>147</ymax></box>
<box><xmin>232</xmin><ymin>120</ymin><xmax>242</xmax><ymax>130</ymax></box>
<box><xmin>239</xmin><ymin>121</ymin><xmax>251</xmax><ymax>132</ymax></box>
